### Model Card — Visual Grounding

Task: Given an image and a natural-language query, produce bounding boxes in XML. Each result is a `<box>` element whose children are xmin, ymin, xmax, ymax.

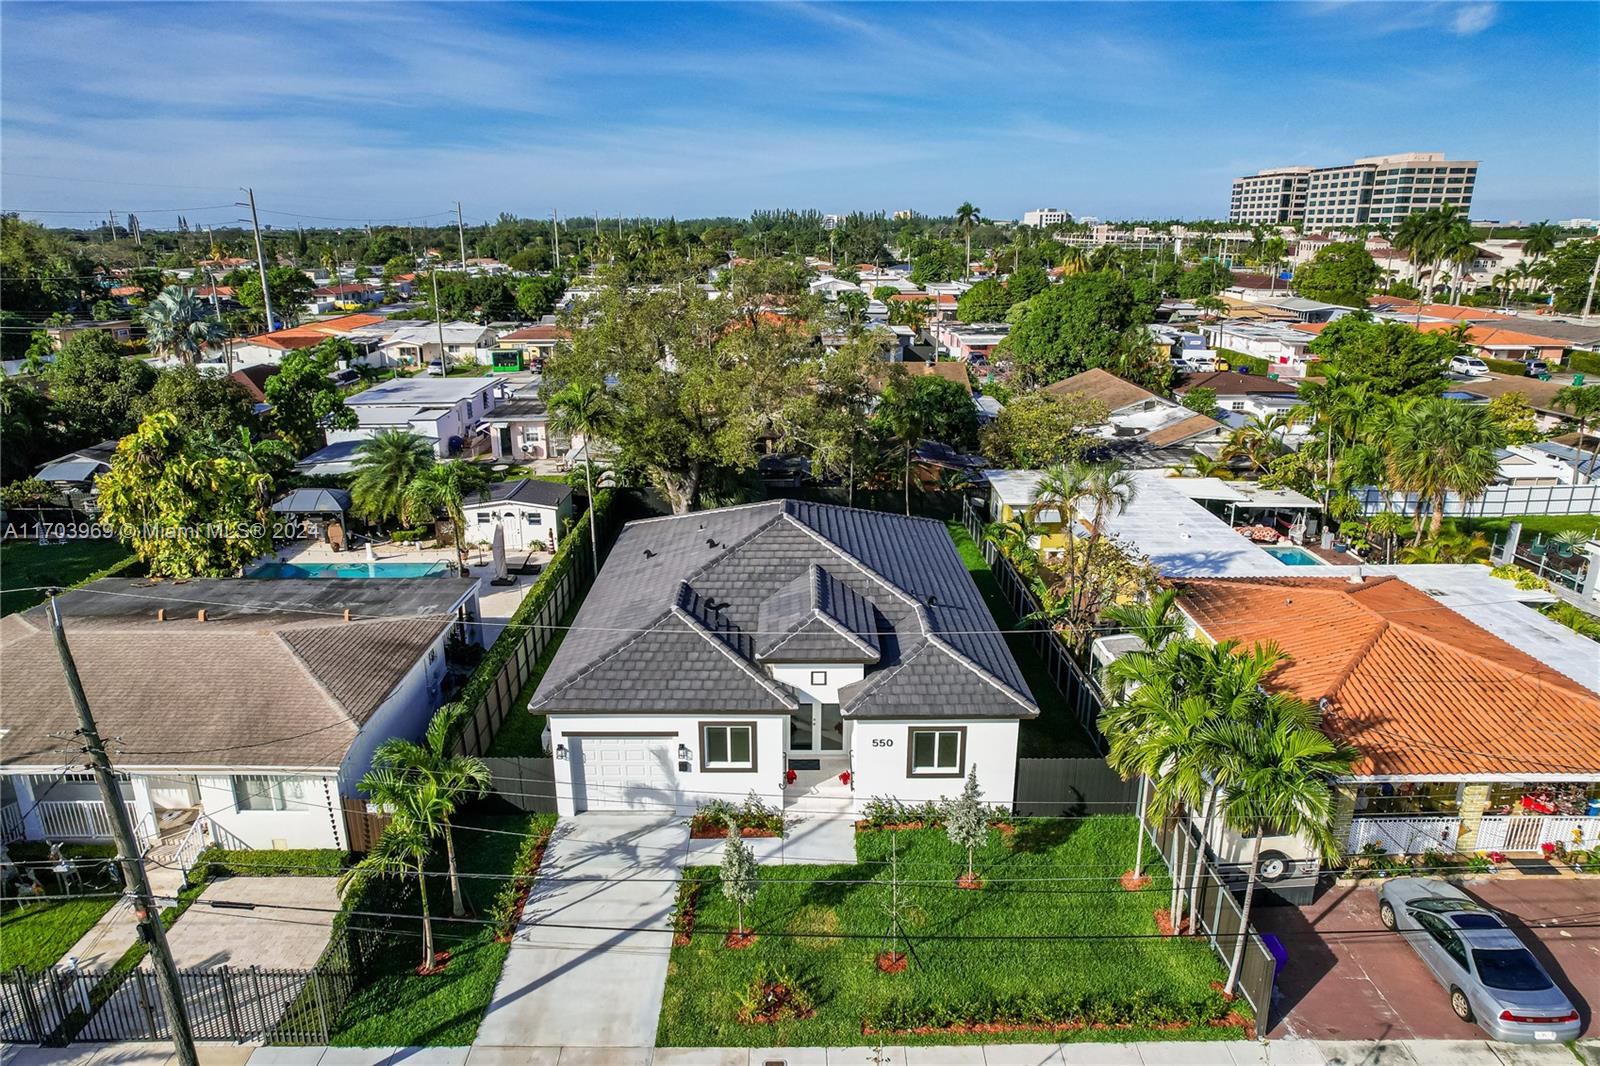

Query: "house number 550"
<box><xmin>871</xmin><ymin>738</ymin><xmax>894</xmax><ymax>748</ymax></box>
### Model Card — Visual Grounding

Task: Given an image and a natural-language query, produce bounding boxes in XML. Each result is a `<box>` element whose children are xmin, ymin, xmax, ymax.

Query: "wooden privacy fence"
<box><xmin>452</xmin><ymin>492</ymin><xmax>624</xmax><ymax>759</ymax></box>
<box><xmin>960</xmin><ymin>499</ymin><xmax>1108</xmax><ymax>753</ymax></box>
<box><xmin>1013</xmin><ymin>757</ymin><xmax>1139</xmax><ymax>816</ymax></box>
<box><xmin>482</xmin><ymin>756</ymin><xmax>559</xmax><ymax>813</ymax></box>
<box><xmin>0</xmin><ymin>961</ymin><xmax>353</xmax><ymax>1046</ymax></box>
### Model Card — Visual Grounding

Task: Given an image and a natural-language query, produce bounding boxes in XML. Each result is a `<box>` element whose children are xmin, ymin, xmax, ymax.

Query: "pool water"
<box><xmin>1261</xmin><ymin>545</ymin><xmax>1324</xmax><ymax>566</ymax></box>
<box><xmin>247</xmin><ymin>561</ymin><xmax>452</xmax><ymax>579</ymax></box>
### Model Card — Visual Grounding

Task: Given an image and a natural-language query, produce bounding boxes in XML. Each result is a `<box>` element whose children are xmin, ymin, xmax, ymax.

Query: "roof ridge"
<box><xmin>667</xmin><ymin>604</ymin><xmax>798</xmax><ymax>709</ymax></box>
<box><xmin>1382</xmin><ymin>617</ymin><xmax>1600</xmax><ymax>704</ymax></box>
<box><xmin>272</xmin><ymin>629</ymin><xmax>368</xmax><ymax>727</ymax></box>
<box><xmin>530</xmin><ymin>606</ymin><xmax>678</xmax><ymax>709</ymax></box>
<box><xmin>1319</xmin><ymin>616</ymin><xmax>1390</xmax><ymax>705</ymax></box>
<box><xmin>923</xmin><ymin>632</ymin><xmax>1040</xmax><ymax>714</ymax></box>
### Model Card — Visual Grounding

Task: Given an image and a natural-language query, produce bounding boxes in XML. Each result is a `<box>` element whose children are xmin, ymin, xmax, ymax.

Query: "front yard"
<box><xmin>328</xmin><ymin>808</ymin><xmax>556</xmax><ymax>1047</ymax></box>
<box><xmin>657</xmin><ymin>817</ymin><xmax>1246</xmax><ymax>1046</ymax></box>
<box><xmin>0</xmin><ymin>896</ymin><xmax>118</xmax><ymax>974</ymax></box>
<box><xmin>0</xmin><ymin>538</ymin><xmax>134</xmax><ymax>616</ymax></box>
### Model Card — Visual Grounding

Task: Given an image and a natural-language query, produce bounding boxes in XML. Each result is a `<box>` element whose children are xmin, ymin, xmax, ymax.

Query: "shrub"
<box><xmin>858</xmin><ymin>796</ymin><xmax>943</xmax><ymax>829</ymax></box>
<box><xmin>1485</xmin><ymin>357</ymin><xmax>1528</xmax><ymax>376</ymax></box>
<box><xmin>1569</xmin><ymin>350</ymin><xmax>1600</xmax><ymax>376</ymax></box>
<box><xmin>193</xmin><ymin>847</ymin><xmax>348</xmax><ymax>879</ymax></box>
<box><xmin>1490</xmin><ymin>563</ymin><xmax>1548</xmax><ymax>590</ymax></box>
<box><xmin>688</xmin><ymin>793</ymin><xmax>784</xmax><ymax>836</ymax></box>
<box><xmin>488</xmin><ymin>819</ymin><xmax>554</xmax><ymax>936</ymax></box>
<box><xmin>1214</xmin><ymin>349</ymin><xmax>1270</xmax><ymax>376</ymax></box>
<box><xmin>5</xmin><ymin>842</ymin><xmax>117</xmax><ymax>863</ymax></box>
<box><xmin>737</xmin><ymin>964</ymin><xmax>816</xmax><ymax>1023</ymax></box>
<box><xmin>864</xmin><ymin>988</ymin><xmax>1232</xmax><ymax>1031</ymax></box>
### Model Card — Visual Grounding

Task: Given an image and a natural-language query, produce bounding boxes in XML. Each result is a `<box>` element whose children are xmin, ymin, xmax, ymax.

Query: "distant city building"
<box><xmin>822</xmin><ymin>214</ymin><xmax>845</xmax><ymax>230</ymax></box>
<box><xmin>1020</xmin><ymin>208</ymin><xmax>1071</xmax><ymax>228</ymax></box>
<box><xmin>1230</xmin><ymin>152</ymin><xmax>1478</xmax><ymax>227</ymax></box>
<box><xmin>1559</xmin><ymin>217</ymin><xmax>1600</xmax><ymax>230</ymax></box>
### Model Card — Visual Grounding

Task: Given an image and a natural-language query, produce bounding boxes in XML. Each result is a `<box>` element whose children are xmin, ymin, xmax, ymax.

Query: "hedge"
<box><xmin>1213</xmin><ymin>349</ymin><xmax>1271</xmax><ymax>376</ymax></box>
<box><xmin>5</xmin><ymin>842</ymin><xmax>117</xmax><ymax>863</ymax></box>
<box><xmin>1570</xmin><ymin>350</ymin><xmax>1600</xmax><ymax>376</ymax></box>
<box><xmin>456</xmin><ymin>488</ymin><xmax>616</xmax><ymax>713</ymax></box>
<box><xmin>1486</xmin><ymin>357</ymin><xmax>1528</xmax><ymax>376</ymax></box>
<box><xmin>865</xmin><ymin>988</ymin><xmax>1236</xmax><ymax>1031</ymax></box>
<box><xmin>193</xmin><ymin>847</ymin><xmax>348</xmax><ymax>879</ymax></box>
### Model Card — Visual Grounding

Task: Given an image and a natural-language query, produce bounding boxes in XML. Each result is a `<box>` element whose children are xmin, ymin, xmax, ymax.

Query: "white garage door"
<box><xmin>570</xmin><ymin>736</ymin><xmax>677</xmax><ymax>812</ymax></box>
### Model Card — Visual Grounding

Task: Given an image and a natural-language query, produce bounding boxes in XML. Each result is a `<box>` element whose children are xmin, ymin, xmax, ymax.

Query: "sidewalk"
<box><xmin>4</xmin><ymin>1041</ymin><xmax>1595</xmax><ymax>1066</ymax></box>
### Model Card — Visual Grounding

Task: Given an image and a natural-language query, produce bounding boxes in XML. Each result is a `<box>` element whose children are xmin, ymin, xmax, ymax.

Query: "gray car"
<box><xmin>1378</xmin><ymin>878</ymin><xmax>1581</xmax><ymax>1043</ymax></box>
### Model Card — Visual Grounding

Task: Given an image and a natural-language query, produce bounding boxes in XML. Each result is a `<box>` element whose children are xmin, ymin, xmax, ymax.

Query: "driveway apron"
<box><xmin>474</xmin><ymin>814</ymin><xmax>687</xmax><ymax>1049</ymax></box>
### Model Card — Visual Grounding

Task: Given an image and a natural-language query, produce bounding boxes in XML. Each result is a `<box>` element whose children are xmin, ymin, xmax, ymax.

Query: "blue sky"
<box><xmin>2</xmin><ymin>2</ymin><xmax>1596</xmax><ymax>229</ymax></box>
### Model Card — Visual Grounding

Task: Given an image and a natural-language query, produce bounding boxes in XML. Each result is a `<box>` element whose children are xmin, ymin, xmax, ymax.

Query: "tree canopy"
<box><xmin>1308</xmin><ymin>317</ymin><xmax>1450</xmax><ymax>399</ymax></box>
<box><xmin>263</xmin><ymin>339</ymin><xmax>358</xmax><ymax>455</ymax></box>
<box><xmin>42</xmin><ymin>330</ymin><xmax>157</xmax><ymax>444</ymax></box>
<box><xmin>955</xmin><ymin>279</ymin><xmax>1011</xmax><ymax>323</ymax></box>
<box><xmin>979</xmin><ymin>390</ymin><xmax>1107</xmax><ymax>468</ymax></box>
<box><xmin>1292</xmin><ymin>243</ymin><xmax>1383</xmax><ymax>308</ymax></box>
<box><xmin>1005</xmin><ymin>271</ymin><xmax>1152</xmax><ymax>386</ymax></box>
<box><xmin>237</xmin><ymin>265</ymin><xmax>316</xmax><ymax>330</ymax></box>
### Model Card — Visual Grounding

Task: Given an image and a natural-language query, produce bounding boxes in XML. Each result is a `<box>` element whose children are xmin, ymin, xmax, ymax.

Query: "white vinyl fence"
<box><xmin>1475</xmin><ymin>815</ymin><xmax>1600</xmax><ymax>853</ymax></box>
<box><xmin>1354</xmin><ymin>483</ymin><xmax>1600</xmax><ymax>519</ymax></box>
<box><xmin>1346</xmin><ymin>815</ymin><xmax>1460</xmax><ymax>855</ymax></box>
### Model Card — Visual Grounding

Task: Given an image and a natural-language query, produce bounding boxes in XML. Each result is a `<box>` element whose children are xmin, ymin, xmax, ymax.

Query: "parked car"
<box><xmin>426</xmin><ymin>359</ymin><xmax>446</xmax><ymax>376</ymax></box>
<box><xmin>1524</xmin><ymin>360</ymin><xmax>1550</xmax><ymax>377</ymax></box>
<box><xmin>1449</xmin><ymin>355</ymin><xmax>1490</xmax><ymax>376</ymax></box>
<box><xmin>1377</xmin><ymin>878</ymin><xmax>1580</xmax><ymax>1044</ymax></box>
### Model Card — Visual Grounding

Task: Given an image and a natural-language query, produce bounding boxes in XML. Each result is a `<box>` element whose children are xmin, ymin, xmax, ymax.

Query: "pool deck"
<box><xmin>260</xmin><ymin>539</ymin><xmax>553</xmax><ymax>645</ymax></box>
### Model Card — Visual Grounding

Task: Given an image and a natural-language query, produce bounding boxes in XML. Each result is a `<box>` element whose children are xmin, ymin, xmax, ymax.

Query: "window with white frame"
<box><xmin>525</xmin><ymin>510</ymin><xmax>542</xmax><ymax>525</ymax></box>
<box><xmin>908</xmin><ymin>728</ymin><xmax>965</xmax><ymax>776</ymax></box>
<box><xmin>232</xmin><ymin>775</ymin><xmax>313</xmax><ymax>812</ymax></box>
<box><xmin>700</xmin><ymin>723</ymin><xmax>755</xmax><ymax>771</ymax></box>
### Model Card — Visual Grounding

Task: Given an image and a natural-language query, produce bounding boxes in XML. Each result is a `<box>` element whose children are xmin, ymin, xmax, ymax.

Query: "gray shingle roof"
<box><xmin>471</xmin><ymin>479</ymin><xmax>574</xmax><ymax>508</ymax></box>
<box><xmin>530</xmin><ymin>501</ymin><xmax>1036</xmax><ymax>719</ymax></box>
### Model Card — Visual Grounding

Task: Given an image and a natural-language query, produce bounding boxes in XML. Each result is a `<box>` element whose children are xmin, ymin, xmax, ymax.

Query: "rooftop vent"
<box><xmin>642</xmin><ymin>548</ymin><xmax>656</xmax><ymax>559</ymax></box>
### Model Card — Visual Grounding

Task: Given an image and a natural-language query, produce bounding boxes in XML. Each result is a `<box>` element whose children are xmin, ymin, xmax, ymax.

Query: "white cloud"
<box><xmin>1450</xmin><ymin>3</ymin><xmax>1499</xmax><ymax>35</ymax></box>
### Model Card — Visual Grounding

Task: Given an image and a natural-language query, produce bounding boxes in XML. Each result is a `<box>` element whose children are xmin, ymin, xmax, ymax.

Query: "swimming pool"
<box><xmin>247</xmin><ymin>561</ymin><xmax>452</xmax><ymax>579</ymax></box>
<box><xmin>1260</xmin><ymin>544</ymin><xmax>1324</xmax><ymax>567</ymax></box>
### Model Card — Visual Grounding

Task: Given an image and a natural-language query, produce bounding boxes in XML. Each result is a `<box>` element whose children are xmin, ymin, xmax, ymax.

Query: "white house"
<box><xmin>354</xmin><ymin>322</ymin><xmax>496</xmax><ymax>368</ymax></box>
<box><xmin>0</xmin><ymin>577</ymin><xmax>480</xmax><ymax>854</ymax></box>
<box><xmin>1201</xmin><ymin>320</ymin><xmax>1320</xmax><ymax>376</ymax></box>
<box><xmin>526</xmin><ymin>501</ymin><xmax>1037</xmax><ymax>817</ymax></box>
<box><xmin>462</xmin><ymin>479</ymin><xmax>574</xmax><ymax>553</ymax></box>
<box><xmin>328</xmin><ymin>376</ymin><xmax>500</xmax><ymax>458</ymax></box>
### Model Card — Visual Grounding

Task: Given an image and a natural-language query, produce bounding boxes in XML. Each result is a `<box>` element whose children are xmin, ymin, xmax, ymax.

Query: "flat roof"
<box><xmin>349</xmin><ymin>377</ymin><xmax>496</xmax><ymax>406</ymax></box>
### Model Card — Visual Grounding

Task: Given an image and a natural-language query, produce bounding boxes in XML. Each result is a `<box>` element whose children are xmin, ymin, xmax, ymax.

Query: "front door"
<box><xmin>788</xmin><ymin>701</ymin><xmax>844</xmax><ymax>753</ymax></box>
<box><xmin>498</xmin><ymin>425</ymin><xmax>513</xmax><ymax>458</ymax></box>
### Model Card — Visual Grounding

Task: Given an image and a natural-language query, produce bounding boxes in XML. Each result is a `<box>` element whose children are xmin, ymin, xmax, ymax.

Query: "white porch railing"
<box><xmin>1476</xmin><ymin>815</ymin><xmax>1600</xmax><ymax>853</ymax></box>
<box><xmin>36</xmin><ymin>799</ymin><xmax>148</xmax><ymax>848</ymax></box>
<box><xmin>1</xmin><ymin>802</ymin><xmax>23</xmax><ymax>844</ymax></box>
<box><xmin>1347</xmin><ymin>815</ymin><xmax>1460</xmax><ymax>855</ymax></box>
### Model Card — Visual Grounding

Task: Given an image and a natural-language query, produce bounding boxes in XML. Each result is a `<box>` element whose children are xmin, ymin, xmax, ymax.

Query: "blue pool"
<box><xmin>1261</xmin><ymin>545</ymin><xmax>1324</xmax><ymax>567</ymax></box>
<box><xmin>247</xmin><ymin>561</ymin><xmax>452</xmax><ymax>579</ymax></box>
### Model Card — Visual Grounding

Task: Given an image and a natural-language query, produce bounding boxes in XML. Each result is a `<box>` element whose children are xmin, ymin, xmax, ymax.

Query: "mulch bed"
<box><xmin>876</xmin><ymin>951</ymin><xmax>908</xmax><ymax>973</ymax></box>
<box><xmin>956</xmin><ymin>873</ymin><xmax>985</xmax><ymax>890</ymax></box>
<box><xmin>737</xmin><ymin>981</ymin><xmax>814</xmax><ymax>1024</ymax></box>
<box><xmin>414</xmin><ymin>950</ymin><xmax>452</xmax><ymax>976</ymax></box>
<box><xmin>689</xmin><ymin>825</ymin><xmax>782</xmax><ymax>840</ymax></box>
<box><xmin>856</xmin><ymin>820</ymin><xmax>934</xmax><ymax>832</ymax></box>
<box><xmin>1120</xmin><ymin>870</ymin><xmax>1152</xmax><ymax>892</ymax></box>
<box><xmin>1153</xmin><ymin>908</ymin><xmax>1194</xmax><ymax>937</ymax></box>
<box><xmin>493</xmin><ymin>833</ymin><xmax>552</xmax><ymax>943</ymax></box>
<box><xmin>863</xmin><ymin>1014</ymin><xmax>1254</xmax><ymax>1038</ymax></box>
<box><xmin>673</xmin><ymin>881</ymin><xmax>703</xmax><ymax>946</ymax></box>
<box><xmin>724</xmin><ymin>929</ymin><xmax>757</xmax><ymax>950</ymax></box>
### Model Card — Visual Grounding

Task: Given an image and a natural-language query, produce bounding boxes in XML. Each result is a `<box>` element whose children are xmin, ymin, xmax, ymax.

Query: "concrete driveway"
<box><xmin>474</xmin><ymin>814</ymin><xmax>686</xmax><ymax>1050</ymax></box>
<box><xmin>1259</xmin><ymin>878</ymin><xmax>1600</xmax><ymax>1041</ymax></box>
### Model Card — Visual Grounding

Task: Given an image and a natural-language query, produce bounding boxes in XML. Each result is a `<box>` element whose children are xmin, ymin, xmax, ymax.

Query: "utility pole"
<box><xmin>432</xmin><ymin>268</ymin><xmax>447</xmax><ymax>377</ymax></box>
<box><xmin>455</xmin><ymin>202</ymin><xmax>468</xmax><ymax>270</ymax></box>
<box><xmin>551</xmin><ymin>210</ymin><xmax>561</xmax><ymax>271</ymax></box>
<box><xmin>48</xmin><ymin>593</ymin><xmax>198</xmax><ymax>1066</ymax></box>
<box><xmin>241</xmin><ymin>187</ymin><xmax>275</xmax><ymax>332</ymax></box>
<box><xmin>1581</xmin><ymin>247</ymin><xmax>1600</xmax><ymax>321</ymax></box>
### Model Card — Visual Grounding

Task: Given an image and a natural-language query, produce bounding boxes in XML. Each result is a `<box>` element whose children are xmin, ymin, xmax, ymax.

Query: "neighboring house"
<box><xmin>1245</xmin><ymin>296</ymin><xmax>1354</xmax><ymax>324</ymax></box>
<box><xmin>808</xmin><ymin>276</ymin><xmax>863</xmax><ymax>299</ymax></box>
<box><xmin>230</xmin><ymin>314</ymin><xmax>388</xmax><ymax>368</ymax></box>
<box><xmin>327</xmin><ymin>376</ymin><xmax>500</xmax><ymax>458</ymax></box>
<box><xmin>33</xmin><ymin>441</ymin><xmax>118</xmax><ymax>501</ymax></box>
<box><xmin>1221</xmin><ymin>272</ymin><xmax>1289</xmax><ymax>301</ymax></box>
<box><xmin>1175</xmin><ymin>370</ymin><xmax>1306</xmax><ymax>430</ymax></box>
<box><xmin>230</xmin><ymin>364</ymin><xmax>279</xmax><ymax>416</ymax></box>
<box><xmin>0</xmin><ymin>578</ymin><xmax>480</xmax><ymax>852</ymax></box>
<box><xmin>362</xmin><ymin>322</ymin><xmax>496</xmax><ymax>368</ymax></box>
<box><xmin>1203</xmin><ymin>320</ymin><xmax>1320</xmax><ymax>376</ymax></box>
<box><xmin>305</xmin><ymin>284</ymin><xmax>383</xmax><ymax>314</ymax></box>
<box><xmin>481</xmin><ymin>395</ymin><xmax>580</xmax><ymax>463</ymax></box>
<box><xmin>528</xmin><ymin>501</ymin><xmax>1039</xmax><ymax>816</ymax></box>
<box><xmin>495</xmin><ymin>324</ymin><xmax>568</xmax><ymax>367</ymax></box>
<box><xmin>461</xmin><ymin>479</ymin><xmax>574</xmax><ymax>553</ymax></box>
<box><xmin>1041</xmin><ymin>368</ymin><xmax>1228</xmax><ymax>452</ymax></box>
<box><xmin>931</xmin><ymin>322</ymin><xmax>1009</xmax><ymax>362</ymax></box>
<box><xmin>44</xmin><ymin>320</ymin><xmax>135</xmax><ymax>349</ymax></box>
<box><xmin>1495</xmin><ymin>444</ymin><xmax>1590</xmax><ymax>487</ymax></box>
<box><xmin>1163</xmin><ymin>572</ymin><xmax>1600</xmax><ymax>860</ymax></box>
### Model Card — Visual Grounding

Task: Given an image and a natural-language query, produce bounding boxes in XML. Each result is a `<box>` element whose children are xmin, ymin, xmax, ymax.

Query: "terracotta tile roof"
<box><xmin>1168</xmin><ymin>575</ymin><xmax>1600</xmax><ymax>778</ymax></box>
<box><xmin>498</xmin><ymin>325</ymin><xmax>569</xmax><ymax>343</ymax></box>
<box><xmin>1412</xmin><ymin>322</ymin><xmax>1568</xmax><ymax>349</ymax></box>
<box><xmin>242</xmin><ymin>313</ymin><xmax>386</xmax><ymax>349</ymax></box>
<box><xmin>230</xmin><ymin>364</ymin><xmax>278</xmax><ymax>403</ymax></box>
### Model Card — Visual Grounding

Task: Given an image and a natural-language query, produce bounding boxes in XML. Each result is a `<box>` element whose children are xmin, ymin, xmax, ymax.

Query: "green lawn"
<box><xmin>657</xmin><ymin>818</ymin><xmax>1242</xmax><ymax>1046</ymax></box>
<box><xmin>0</xmin><ymin>538</ymin><xmax>134</xmax><ymax>616</ymax></box>
<box><xmin>328</xmin><ymin>810</ymin><xmax>556</xmax><ymax>1047</ymax></box>
<box><xmin>485</xmin><ymin>596</ymin><xmax>583</xmax><ymax>756</ymax></box>
<box><xmin>0</xmin><ymin>896</ymin><xmax>118</xmax><ymax>974</ymax></box>
<box><xmin>1453</xmin><ymin>514</ymin><xmax>1600</xmax><ymax>539</ymax></box>
<box><xmin>946</xmin><ymin>523</ymin><xmax>1098</xmax><ymax>757</ymax></box>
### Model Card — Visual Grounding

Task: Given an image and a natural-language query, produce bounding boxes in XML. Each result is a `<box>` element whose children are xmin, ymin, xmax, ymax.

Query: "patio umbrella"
<box><xmin>365</xmin><ymin>542</ymin><xmax>376</xmax><ymax>564</ymax></box>
<box><xmin>491</xmin><ymin>522</ymin><xmax>508</xmax><ymax>583</ymax></box>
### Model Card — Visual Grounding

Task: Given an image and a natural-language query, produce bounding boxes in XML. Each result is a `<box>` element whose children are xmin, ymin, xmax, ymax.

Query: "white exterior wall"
<box><xmin>463</xmin><ymin>498</ymin><xmax>570</xmax><ymax>552</ymax></box>
<box><xmin>339</xmin><ymin>622</ymin><xmax>457</xmax><ymax>799</ymax></box>
<box><xmin>546</xmin><ymin>713</ymin><xmax>786</xmax><ymax>817</ymax></box>
<box><xmin>848</xmin><ymin>719</ymin><xmax>1018</xmax><ymax>808</ymax></box>
<box><xmin>195</xmin><ymin>773</ymin><xmax>343</xmax><ymax>850</ymax></box>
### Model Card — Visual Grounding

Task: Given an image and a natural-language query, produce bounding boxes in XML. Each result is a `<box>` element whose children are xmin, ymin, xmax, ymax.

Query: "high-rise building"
<box><xmin>1230</xmin><ymin>153</ymin><xmax>1477</xmax><ymax>227</ymax></box>
<box><xmin>1020</xmin><ymin>208</ymin><xmax>1071</xmax><ymax>228</ymax></box>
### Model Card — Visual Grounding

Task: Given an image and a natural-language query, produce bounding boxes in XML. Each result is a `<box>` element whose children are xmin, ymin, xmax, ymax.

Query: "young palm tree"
<box><xmin>351</xmin><ymin>430</ymin><xmax>437</xmax><ymax>524</ymax></box>
<box><xmin>955</xmin><ymin>202</ymin><xmax>982</xmax><ymax>281</ymax></box>
<box><xmin>403</xmin><ymin>460</ymin><xmax>489</xmax><ymax>565</ymax></box>
<box><xmin>1202</xmin><ymin>701</ymin><xmax>1356</xmax><ymax>996</ymax></box>
<box><xmin>366</xmin><ymin>703</ymin><xmax>491</xmax><ymax>917</ymax></box>
<box><xmin>142</xmin><ymin>287</ymin><xmax>227</xmax><ymax>367</ymax></box>
<box><xmin>1220</xmin><ymin>412</ymin><xmax>1292</xmax><ymax>473</ymax></box>
<box><xmin>1364</xmin><ymin>511</ymin><xmax>1406</xmax><ymax>564</ymax></box>
<box><xmin>547</xmin><ymin>381</ymin><xmax>613</xmax><ymax>574</ymax></box>
<box><xmin>337</xmin><ymin>816</ymin><xmax>439</xmax><ymax>971</ymax></box>
<box><xmin>1386</xmin><ymin>398</ymin><xmax>1505</xmax><ymax>540</ymax></box>
<box><xmin>1553</xmin><ymin>385</ymin><xmax>1600</xmax><ymax>484</ymax></box>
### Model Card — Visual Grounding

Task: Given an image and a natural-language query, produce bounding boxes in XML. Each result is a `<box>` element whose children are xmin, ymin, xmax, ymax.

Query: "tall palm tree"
<box><xmin>142</xmin><ymin>287</ymin><xmax>227</xmax><ymax>368</ymax></box>
<box><xmin>351</xmin><ymin>430</ymin><xmax>437</xmax><ymax>524</ymax></box>
<box><xmin>955</xmin><ymin>202</ymin><xmax>982</xmax><ymax>281</ymax></box>
<box><xmin>547</xmin><ymin>381</ymin><xmax>613</xmax><ymax>574</ymax></box>
<box><xmin>403</xmin><ymin>460</ymin><xmax>489</xmax><ymax>565</ymax></box>
<box><xmin>337</xmin><ymin>816</ymin><xmax>438</xmax><ymax>971</ymax></box>
<box><xmin>366</xmin><ymin>703</ymin><xmax>490</xmax><ymax>917</ymax></box>
<box><xmin>1386</xmin><ymin>398</ymin><xmax>1505</xmax><ymax>540</ymax></box>
<box><xmin>1203</xmin><ymin>700</ymin><xmax>1355</xmax><ymax>996</ymax></box>
<box><xmin>1521</xmin><ymin>221</ymin><xmax>1559</xmax><ymax>266</ymax></box>
<box><xmin>1553</xmin><ymin>384</ymin><xmax>1600</xmax><ymax>484</ymax></box>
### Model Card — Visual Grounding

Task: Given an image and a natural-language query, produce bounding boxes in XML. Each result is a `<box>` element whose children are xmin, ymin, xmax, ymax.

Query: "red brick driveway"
<box><xmin>1254</xmin><ymin>877</ymin><xmax>1600</xmax><ymax>1040</ymax></box>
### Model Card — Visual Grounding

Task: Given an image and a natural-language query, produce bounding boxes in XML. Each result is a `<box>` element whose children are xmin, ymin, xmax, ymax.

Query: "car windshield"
<box><xmin>1472</xmin><ymin>948</ymin><xmax>1553</xmax><ymax>991</ymax></box>
<box><xmin>1411</xmin><ymin>898</ymin><xmax>1484</xmax><ymax>913</ymax></box>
